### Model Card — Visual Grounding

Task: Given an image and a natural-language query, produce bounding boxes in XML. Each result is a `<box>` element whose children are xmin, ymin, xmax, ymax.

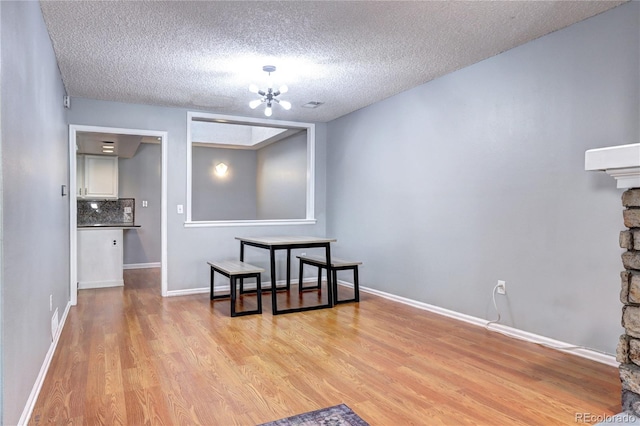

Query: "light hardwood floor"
<box><xmin>30</xmin><ymin>268</ymin><xmax>620</xmax><ymax>425</ymax></box>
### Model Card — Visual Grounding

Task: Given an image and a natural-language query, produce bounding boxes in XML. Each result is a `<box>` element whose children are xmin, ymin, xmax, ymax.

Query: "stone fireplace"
<box><xmin>586</xmin><ymin>143</ymin><xmax>640</xmax><ymax>415</ymax></box>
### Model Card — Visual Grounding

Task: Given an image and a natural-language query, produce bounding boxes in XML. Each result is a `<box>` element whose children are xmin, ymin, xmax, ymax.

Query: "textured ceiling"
<box><xmin>40</xmin><ymin>1</ymin><xmax>625</xmax><ymax>123</ymax></box>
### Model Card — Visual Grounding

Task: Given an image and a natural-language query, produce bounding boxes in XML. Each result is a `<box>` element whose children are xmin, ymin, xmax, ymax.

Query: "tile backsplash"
<box><xmin>77</xmin><ymin>198</ymin><xmax>135</xmax><ymax>225</ymax></box>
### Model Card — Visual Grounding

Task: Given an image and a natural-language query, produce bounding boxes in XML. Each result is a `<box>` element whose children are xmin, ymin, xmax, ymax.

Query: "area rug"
<box><xmin>258</xmin><ymin>404</ymin><xmax>369</xmax><ymax>426</ymax></box>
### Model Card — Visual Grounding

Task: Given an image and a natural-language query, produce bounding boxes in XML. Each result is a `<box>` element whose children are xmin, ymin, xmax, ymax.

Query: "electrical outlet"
<box><xmin>497</xmin><ymin>280</ymin><xmax>506</xmax><ymax>295</ymax></box>
<box><xmin>177</xmin><ymin>204</ymin><xmax>184</xmax><ymax>214</ymax></box>
<box><xmin>49</xmin><ymin>294</ymin><xmax>53</xmax><ymax>312</ymax></box>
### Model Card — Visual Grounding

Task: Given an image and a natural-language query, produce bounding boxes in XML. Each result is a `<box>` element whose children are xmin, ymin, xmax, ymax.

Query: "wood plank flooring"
<box><xmin>30</xmin><ymin>268</ymin><xmax>620</xmax><ymax>425</ymax></box>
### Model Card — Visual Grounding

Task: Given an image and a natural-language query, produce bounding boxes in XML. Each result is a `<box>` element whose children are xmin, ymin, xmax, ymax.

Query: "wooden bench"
<box><xmin>208</xmin><ymin>260</ymin><xmax>264</xmax><ymax>317</ymax></box>
<box><xmin>296</xmin><ymin>254</ymin><xmax>362</xmax><ymax>304</ymax></box>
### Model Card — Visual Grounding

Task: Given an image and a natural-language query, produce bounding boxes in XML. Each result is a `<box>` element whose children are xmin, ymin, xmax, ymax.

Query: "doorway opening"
<box><xmin>69</xmin><ymin>124</ymin><xmax>168</xmax><ymax>305</ymax></box>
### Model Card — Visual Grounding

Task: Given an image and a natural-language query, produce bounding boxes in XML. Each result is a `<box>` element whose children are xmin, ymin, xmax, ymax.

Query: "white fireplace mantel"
<box><xmin>585</xmin><ymin>143</ymin><xmax>640</xmax><ymax>189</ymax></box>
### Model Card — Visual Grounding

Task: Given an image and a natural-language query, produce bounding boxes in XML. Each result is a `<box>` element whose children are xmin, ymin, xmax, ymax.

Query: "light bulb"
<box><xmin>278</xmin><ymin>85</ymin><xmax>288</xmax><ymax>94</ymax></box>
<box><xmin>249</xmin><ymin>84</ymin><xmax>259</xmax><ymax>94</ymax></box>
<box><xmin>264</xmin><ymin>106</ymin><xmax>272</xmax><ymax>117</ymax></box>
<box><xmin>249</xmin><ymin>99</ymin><xmax>262</xmax><ymax>109</ymax></box>
<box><xmin>215</xmin><ymin>162</ymin><xmax>228</xmax><ymax>176</ymax></box>
<box><xmin>215</xmin><ymin>163</ymin><xmax>229</xmax><ymax>176</ymax></box>
<box><xmin>279</xmin><ymin>100</ymin><xmax>291</xmax><ymax>110</ymax></box>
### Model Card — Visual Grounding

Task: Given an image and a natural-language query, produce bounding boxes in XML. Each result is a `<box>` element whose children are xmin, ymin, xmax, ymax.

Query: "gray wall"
<box><xmin>326</xmin><ymin>3</ymin><xmax>639</xmax><ymax>355</ymax></box>
<box><xmin>257</xmin><ymin>132</ymin><xmax>307</xmax><ymax>220</ymax></box>
<box><xmin>118</xmin><ymin>143</ymin><xmax>162</xmax><ymax>265</ymax></box>
<box><xmin>191</xmin><ymin>146</ymin><xmax>257</xmax><ymax>221</ymax></box>
<box><xmin>67</xmin><ymin>100</ymin><xmax>327</xmax><ymax>291</ymax></box>
<box><xmin>1</xmin><ymin>1</ymin><xmax>69</xmax><ymax>424</ymax></box>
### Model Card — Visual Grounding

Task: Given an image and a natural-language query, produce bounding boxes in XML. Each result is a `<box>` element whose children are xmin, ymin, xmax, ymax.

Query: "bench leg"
<box><xmin>256</xmin><ymin>273</ymin><xmax>263</xmax><ymax>314</ymax></box>
<box><xmin>210</xmin><ymin>268</ymin><xmax>262</xmax><ymax>316</ymax></box>
<box><xmin>334</xmin><ymin>266</ymin><xmax>360</xmax><ymax>304</ymax></box>
<box><xmin>299</xmin><ymin>260</ymin><xmax>323</xmax><ymax>292</ymax></box>
<box><xmin>211</xmin><ymin>269</ymin><xmax>232</xmax><ymax>300</ymax></box>
<box><xmin>232</xmin><ymin>272</ymin><xmax>262</xmax><ymax>317</ymax></box>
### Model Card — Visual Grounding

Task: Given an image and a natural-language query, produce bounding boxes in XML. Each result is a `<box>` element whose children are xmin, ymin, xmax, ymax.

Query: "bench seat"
<box><xmin>296</xmin><ymin>254</ymin><xmax>361</xmax><ymax>304</ymax></box>
<box><xmin>208</xmin><ymin>260</ymin><xmax>264</xmax><ymax>317</ymax></box>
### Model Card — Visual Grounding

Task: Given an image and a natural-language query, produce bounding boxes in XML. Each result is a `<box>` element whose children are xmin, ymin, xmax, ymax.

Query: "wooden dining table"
<box><xmin>235</xmin><ymin>236</ymin><xmax>337</xmax><ymax>315</ymax></box>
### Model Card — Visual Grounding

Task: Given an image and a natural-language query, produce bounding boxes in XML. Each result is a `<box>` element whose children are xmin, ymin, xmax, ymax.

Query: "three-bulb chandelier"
<box><xmin>249</xmin><ymin>65</ymin><xmax>291</xmax><ymax>117</ymax></box>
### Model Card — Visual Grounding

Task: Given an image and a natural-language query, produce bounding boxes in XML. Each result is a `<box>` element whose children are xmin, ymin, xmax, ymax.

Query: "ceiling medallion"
<box><xmin>249</xmin><ymin>65</ymin><xmax>291</xmax><ymax>117</ymax></box>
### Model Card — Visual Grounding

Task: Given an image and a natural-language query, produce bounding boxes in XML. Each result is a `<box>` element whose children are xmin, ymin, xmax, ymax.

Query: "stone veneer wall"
<box><xmin>617</xmin><ymin>188</ymin><xmax>640</xmax><ymax>414</ymax></box>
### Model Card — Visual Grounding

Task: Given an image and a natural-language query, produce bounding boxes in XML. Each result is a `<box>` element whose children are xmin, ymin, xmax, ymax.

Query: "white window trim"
<box><xmin>185</xmin><ymin>112</ymin><xmax>315</xmax><ymax>227</ymax></box>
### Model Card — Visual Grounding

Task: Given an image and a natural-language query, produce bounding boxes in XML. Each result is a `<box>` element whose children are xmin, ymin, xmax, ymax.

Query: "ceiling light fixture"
<box><xmin>102</xmin><ymin>140</ymin><xmax>115</xmax><ymax>154</ymax></box>
<box><xmin>102</xmin><ymin>141</ymin><xmax>115</xmax><ymax>154</ymax></box>
<box><xmin>249</xmin><ymin>65</ymin><xmax>291</xmax><ymax>117</ymax></box>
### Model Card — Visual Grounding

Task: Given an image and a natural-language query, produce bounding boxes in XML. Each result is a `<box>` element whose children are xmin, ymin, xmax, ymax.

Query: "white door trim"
<box><xmin>69</xmin><ymin>124</ymin><xmax>168</xmax><ymax>305</ymax></box>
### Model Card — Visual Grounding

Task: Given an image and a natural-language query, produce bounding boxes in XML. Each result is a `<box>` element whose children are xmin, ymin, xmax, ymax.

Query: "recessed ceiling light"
<box><xmin>301</xmin><ymin>101</ymin><xmax>324</xmax><ymax>109</ymax></box>
<box><xmin>102</xmin><ymin>140</ymin><xmax>115</xmax><ymax>153</ymax></box>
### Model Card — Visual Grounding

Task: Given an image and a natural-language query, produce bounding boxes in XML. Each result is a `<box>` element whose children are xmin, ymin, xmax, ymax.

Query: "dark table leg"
<box><xmin>286</xmin><ymin>248</ymin><xmax>291</xmax><ymax>290</ymax></box>
<box><xmin>325</xmin><ymin>243</ymin><xmax>334</xmax><ymax>307</ymax></box>
<box><xmin>210</xmin><ymin>266</ymin><xmax>215</xmax><ymax>300</ymax></box>
<box><xmin>230</xmin><ymin>276</ymin><xmax>236</xmax><ymax>317</ymax></box>
<box><xmin>298</xmin><ymin>257</ymin><xmax>304</xmax><ymax>293</ymax></box>
<box><xmin>270</xmin><ymin>246</ymin><xmax>277</xmax><ymax>314</ymax></box>
<box><xmin>239</xmin><ymin>242</ymin><xmax>245</xmax><ymax>293</ymax></box>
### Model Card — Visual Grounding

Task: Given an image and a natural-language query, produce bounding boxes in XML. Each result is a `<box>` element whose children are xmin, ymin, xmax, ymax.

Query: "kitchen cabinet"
<box><xmin>77</xmin><ymin>155</ymin><xmax>118</xmax><ymax>199</ymax></box>
<box><xmin>76</xmin><ymin>155</ymin><xmax>85</xmax><ymax>197</ymax></box>
<box><xmin>77</xmin><ymin>228</ymin><xmax>123</xmax><ymax>289</ymax></box>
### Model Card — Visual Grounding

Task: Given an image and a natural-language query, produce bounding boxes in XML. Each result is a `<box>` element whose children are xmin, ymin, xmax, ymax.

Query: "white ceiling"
<box><xmin>76</xmin><ymin>132</ymin><xmax>159</xmax><ymax>158</ymax></box>
<box><xmin>191</xmin><ymin>120</ymin><xmax>302</xmax><ymax>150</ymax></box>
<box><xmin>40</xmin><ymin>1</ymin><xmax>625</xmax><ymax>123</ymax></box>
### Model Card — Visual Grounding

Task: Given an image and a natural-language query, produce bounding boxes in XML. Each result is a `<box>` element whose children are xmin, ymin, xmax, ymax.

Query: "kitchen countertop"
<box><xmin>78</xmin><ymin>223</ymin><xmax>140</xmax><ymax>229</ymax></box>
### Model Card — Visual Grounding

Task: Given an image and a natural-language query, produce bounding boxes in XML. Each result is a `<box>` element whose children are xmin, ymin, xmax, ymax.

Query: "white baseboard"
<box><xmin>123</xmin><ymin>262</ymin><xmax>161</xmax><ymax>270</ymax></box>
<box><xmin>18</xmin><ymin>301</ymin><xmax>72</xmax><ymax>425</ymax></box>
<box><xmin>78</xmin><ymin>279</ymin><xmax>124</xmax><ymax>290</ymax></box>
<box><xmin>357</xmin><ymin>284</ymin><xmax>617</xmax><ymax>367</ymax></box>
<box><xmin>166</xmin><ymin>287</ymin><xmax>209</xmax><ymax>297</ymax></box>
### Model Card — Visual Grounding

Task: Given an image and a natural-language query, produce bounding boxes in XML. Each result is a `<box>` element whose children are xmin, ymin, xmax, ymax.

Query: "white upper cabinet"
<box><xmin>76</xmin><ymin>155</ymin><xmax>85</xmax><ymax>197</ymax></box>
<box><xmin>78</xmin><ymin>155</ymin><xmax>118</xmax><ymax>199</ymax></box>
